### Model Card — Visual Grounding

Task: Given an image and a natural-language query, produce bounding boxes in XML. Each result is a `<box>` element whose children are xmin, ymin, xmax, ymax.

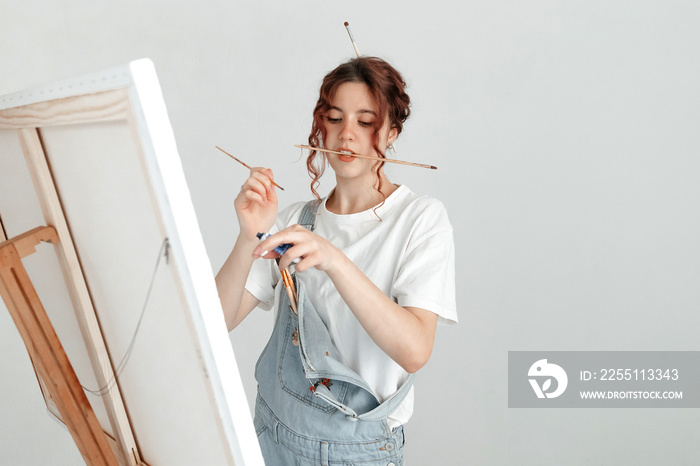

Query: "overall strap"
<box><xmin>298</xmin><ymin>199</ymin><xmax>321</xmax><ymax>232</ymax></box>
<box><xmin>293</xmin><ymin>197</ymin><xmax>416</xmax><ymax>420</ymax></box>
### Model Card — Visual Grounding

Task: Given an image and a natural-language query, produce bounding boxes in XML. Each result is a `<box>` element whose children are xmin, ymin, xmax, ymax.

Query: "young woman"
<box><xmin>216</xmin><ymin>57</ymin><xmax>457</xmax><ymax>465</ymax></box>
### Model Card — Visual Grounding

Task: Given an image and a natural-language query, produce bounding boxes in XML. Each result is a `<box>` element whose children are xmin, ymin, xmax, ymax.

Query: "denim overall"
<box><xmin>254</xmin><ymin>200</ymin><xmax>414</xmax><ymax>466</ymax></box>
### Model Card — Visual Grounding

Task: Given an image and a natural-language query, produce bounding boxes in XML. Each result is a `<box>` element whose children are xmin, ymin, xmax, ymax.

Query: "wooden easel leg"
<box><xmin>0</xmin><ymin>211</ymin><xmax>7</xmax><ymax>241</ymax></box>
<box><xmin>19</xmin><ymin>127</ymin><xmax>143</xmax><ymax>466</ymax></box>
<box><xmin>0</xmin><ymin>227</ymin><xmax>119</xmax><ymax>466</ymax></box>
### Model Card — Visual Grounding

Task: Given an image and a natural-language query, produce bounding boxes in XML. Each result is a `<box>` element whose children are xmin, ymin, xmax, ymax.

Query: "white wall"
<box><xmin>2</xmin><ymin>1</ymin><xmax>699</xmax><ymax>464</ymax></box>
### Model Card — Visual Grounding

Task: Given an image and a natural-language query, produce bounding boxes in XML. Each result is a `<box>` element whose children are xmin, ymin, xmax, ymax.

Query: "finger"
<box><xmin>253</xmin><ymin>228</ymin><xmax>305</xmax><ymax>259</ymax></box>
<box><xmin>242</xmin><ymin>176</ymin><xmax>270</xmax><ymax>202</ymax></box>
<box><xmin>277</xmin><ymin>243</ymin><xmax>309</xmax><ymax>271</ymax></box>
<box><xmin>274</xmin><ymin>230</ymin><xmax>316</xmax><ymax>269</ymax></box>
<box><xmin>259</xmin><ymin>169</ymin><xmax>278</xmax><ymax>202</ymax></box>
<box><xmin>260</xmin><ymin>168</ymin><xmax>276</xmax><ymax>186</ymax></box>
<box><xmin>252</xmin><ymin>250</ymin><xmax>280</xmax><ymax>261</ymax></box>
<box><xmin>282</xmin><ymin>246</ymin><xmax>318</xmax><ymax>272</ymax></box>
<box><xmin>250</xmin><ymin>168</ymin><xmax>275</xmax><ymax>194</ymax></box>
<box><xmin>243</xmin><ymin>190</ymin><xmax>267</xmax><ymax>207</ymax></box>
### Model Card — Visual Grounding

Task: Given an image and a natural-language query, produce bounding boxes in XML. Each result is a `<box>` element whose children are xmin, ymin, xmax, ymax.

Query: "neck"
<box><xmin>326</xmin><ymin>172</ymin><xmax>397</xmax><ymax>215</ymax></box>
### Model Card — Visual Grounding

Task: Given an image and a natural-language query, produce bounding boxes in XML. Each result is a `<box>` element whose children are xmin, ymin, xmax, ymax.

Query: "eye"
<box><xmin>358</xmin><ymin>121</ymin><xmax>373</xmax><ymax>128</ymax></box>
<box><xmin>326</xmin><ymin>116</ymin><xmax>341</xmax><ymax>124</ymax></box>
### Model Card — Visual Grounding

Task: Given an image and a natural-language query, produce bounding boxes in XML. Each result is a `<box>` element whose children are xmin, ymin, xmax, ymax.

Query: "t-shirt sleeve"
<box><xmin>245</xmin><ymin>253</ymin><xmax>278</xmax><ymax>310</ymax></box>
<box><xmin>392</xmin><ymin>200</ymin><xmax>458</xmax><ymax>325</ymax></box>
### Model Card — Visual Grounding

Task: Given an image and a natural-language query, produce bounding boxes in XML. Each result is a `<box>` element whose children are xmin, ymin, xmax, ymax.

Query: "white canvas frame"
<box><xmin>0</xmin><ymin>59</ymin><xmax>263</xmax><ymax>466</ymax></box>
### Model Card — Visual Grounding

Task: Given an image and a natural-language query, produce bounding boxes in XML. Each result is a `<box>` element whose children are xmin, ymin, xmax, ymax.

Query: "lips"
<box><xmin>336</xmin><ymin>147</ymin><xmax>356</xmax><ymax>162</ymax></box>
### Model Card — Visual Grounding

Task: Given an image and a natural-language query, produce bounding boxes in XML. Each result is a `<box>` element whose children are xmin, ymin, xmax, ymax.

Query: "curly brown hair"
<box><xmin>307</xmin><ymin>57</ymin><xmax>411</xmax><ymax>201</ymax></box>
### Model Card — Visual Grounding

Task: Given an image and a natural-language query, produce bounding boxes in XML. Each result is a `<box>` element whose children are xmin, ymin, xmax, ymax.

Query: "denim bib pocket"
<box><xmin>279</xmin><ymin>306</ymin><xmax>350</xmax><ymax>413</ymax></box>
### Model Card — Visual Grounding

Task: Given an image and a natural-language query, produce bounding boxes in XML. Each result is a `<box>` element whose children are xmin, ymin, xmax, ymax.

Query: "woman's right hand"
<box><xmin>234</xmin><ymin>167</ymin><xmax>278</xmax><ymax>240</ymax></box>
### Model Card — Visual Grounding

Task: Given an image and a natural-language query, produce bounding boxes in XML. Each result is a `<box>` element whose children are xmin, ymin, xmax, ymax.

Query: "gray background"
<box><xmin>1</xmin><ymin>1</ymin><xmax>699</xmax><ymax>464</ymax></box>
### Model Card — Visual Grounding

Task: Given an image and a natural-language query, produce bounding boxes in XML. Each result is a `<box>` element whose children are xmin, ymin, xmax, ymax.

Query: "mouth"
<box><xmin>336</xmin><ymin>148</ymin><xmax>356</xmax><ymax>162</ymax></box>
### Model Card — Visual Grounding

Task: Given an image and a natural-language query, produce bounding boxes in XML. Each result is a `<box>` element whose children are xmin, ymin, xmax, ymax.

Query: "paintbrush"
<box><xmin>294</xmin><ymin>144</ymin><xmax>437</xmax><ymax>170</ymax></box>
<box><xmin>281</xmin><ymin>268</ymin><xmax>298</xmax><ymax>314</ymax></box>
<box><xmin>216</xmin><ymin>146</ymin><xmax>285</xmax><ymax>190</ymax></box>
<box><xmin>344</xmin><ymin>22</ymin><xmax>361</xmax><ymax>58</ymax></box>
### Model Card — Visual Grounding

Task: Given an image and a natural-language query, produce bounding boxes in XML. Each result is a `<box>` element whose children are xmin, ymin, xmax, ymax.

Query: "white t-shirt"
<box><xmin>245</xmin><ymin>185</ymin><xmax>457</xmax><ymax>427</ymax></box>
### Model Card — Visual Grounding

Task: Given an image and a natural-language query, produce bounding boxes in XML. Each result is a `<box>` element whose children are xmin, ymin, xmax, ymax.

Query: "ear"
<box><xmin>388</xmin><ymin>127</ymin><xmax>399</xmax><ymax>145</ymax></box>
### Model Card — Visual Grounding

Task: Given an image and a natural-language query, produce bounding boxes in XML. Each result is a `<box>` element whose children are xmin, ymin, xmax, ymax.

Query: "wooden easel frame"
<box><xmin>0</xmin><ymin>226</ymin><xmax>123</xmax><ymax>465</ymax></box>
<box><xmin>0</xmin><ymin>60</ymin><xmax>263</xmax><ymax>465</ymax></box>
<box><xmin>1</xmin><ymin>88</ymin><xmax>147</xmax><ymax>466</ymax></box>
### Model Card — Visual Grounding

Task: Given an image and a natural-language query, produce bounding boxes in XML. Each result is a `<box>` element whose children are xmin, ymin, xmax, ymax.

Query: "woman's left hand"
<box><xmin>252</xmin><ymin>225</ymin><xmax>344</xmax><ymax>273</ymax></box>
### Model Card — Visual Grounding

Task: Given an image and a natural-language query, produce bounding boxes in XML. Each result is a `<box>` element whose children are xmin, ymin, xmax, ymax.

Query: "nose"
<box><xmin>339</xmin><ymin>119</ymin><xmax>354</xmax><ymax>141</ymax></box>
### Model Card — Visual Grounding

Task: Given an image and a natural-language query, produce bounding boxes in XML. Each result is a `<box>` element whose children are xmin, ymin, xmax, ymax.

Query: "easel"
<box><xmin>0</xmin><ymin>117</ymin><xmax>147</xmax><ymax>465</ymax></box>
<box><xmin>0</xmin><ymin>226</ymin><xmax>122</xmax><ymax>465</ymax></box>
<box><xmin>0</xmin><ymin>60</ymin><xmax>265</xmax><ymax>465</ymax></box>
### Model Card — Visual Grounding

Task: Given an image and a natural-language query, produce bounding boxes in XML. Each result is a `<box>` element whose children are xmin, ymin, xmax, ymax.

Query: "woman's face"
<box><xmin>323</xmin><ymin>82</ymin><xmax>397</xmax><ymax>178</ymax></box>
